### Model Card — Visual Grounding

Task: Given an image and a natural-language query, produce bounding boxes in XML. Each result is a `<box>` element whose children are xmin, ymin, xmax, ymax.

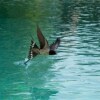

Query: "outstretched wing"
<box><xmin>50</xmin><ymin>38</ymin><xmax>60</xmax><ymax>51</ymax></box>
<box><xmin>37</xmin><ymin>25</ymin><xmax>49</xmax><ymax>49</ymax></box>
<box><xmin>24</xmin><ymin>40</ymin><xmax>39</xmax><ymax>65</ymax></box>
<box><xmin>28</xmin><ymin>40</ymin><xmax>39</xmax><ymax>59</ymax></box>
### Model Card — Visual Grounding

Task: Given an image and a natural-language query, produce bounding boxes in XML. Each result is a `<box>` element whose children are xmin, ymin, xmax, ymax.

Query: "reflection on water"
<box><xmin>0</xmin><ymin>0</ymin><xmax>100</xmax><ymax>100</ymax></box>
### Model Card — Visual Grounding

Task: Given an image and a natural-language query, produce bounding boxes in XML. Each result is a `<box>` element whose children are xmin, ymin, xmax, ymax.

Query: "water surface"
<box><xmin>0</xmin><ymin>0</ymin><xmax>100</xmax><ymax>100</ymax></box>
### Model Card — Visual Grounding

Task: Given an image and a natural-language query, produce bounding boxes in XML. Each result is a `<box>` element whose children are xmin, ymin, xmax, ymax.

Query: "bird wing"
<box><xmin>37</xmin><ymin>25</ymin><xmax>49</xmax><ymax>49</ymax></box>
<box><xmin>24</xmin><ymin>40</ymin><xmax>40</xmax><ymax>65</ymax></box>
<box><xmin>50</xmin><ymin>38</ymin><xmax>60</xmax><ymax>51</ymax></box>
<box><xmin>28</xmin><ymin>40</ymin><xmax>40</xmax><ymax>59</ymax></box>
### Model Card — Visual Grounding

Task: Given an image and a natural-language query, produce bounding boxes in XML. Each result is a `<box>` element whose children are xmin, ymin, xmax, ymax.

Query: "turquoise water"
<box><xmin>0</xmin><ymin>0</ymin><xmax>100</xmax><ymax>100</ymax></box>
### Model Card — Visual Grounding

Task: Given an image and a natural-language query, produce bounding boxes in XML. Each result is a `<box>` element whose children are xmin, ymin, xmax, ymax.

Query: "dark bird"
<box><xmin>24</xmin><ymin>25</ymin><xmax>60</xmax><ymax>64</ymax></box>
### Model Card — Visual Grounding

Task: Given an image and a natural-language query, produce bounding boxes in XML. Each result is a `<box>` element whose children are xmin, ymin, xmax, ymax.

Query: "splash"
<box><xmin>14</xmin><ymin>58</ymin><xmax>33</xmax><ymax>69</ymax></box>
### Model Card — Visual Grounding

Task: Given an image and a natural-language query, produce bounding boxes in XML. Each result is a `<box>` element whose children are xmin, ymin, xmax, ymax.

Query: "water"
<box><xmin>0</xmin><ymin>0</ymin><xmax>100</xmax><ymax>100</ymax></box>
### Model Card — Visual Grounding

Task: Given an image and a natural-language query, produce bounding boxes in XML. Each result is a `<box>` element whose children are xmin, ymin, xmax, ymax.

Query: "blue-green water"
<box><xmin>0</xmin><ymin>0</ymin><xmax>100</xmax><ymax>100</ymax></box>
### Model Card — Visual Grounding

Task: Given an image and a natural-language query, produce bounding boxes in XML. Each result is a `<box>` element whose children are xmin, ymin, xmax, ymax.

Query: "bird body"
<box><xmin>24</xmin><ymin>25</ymin><xmax>60</xmax><ymax>64</ymax></box>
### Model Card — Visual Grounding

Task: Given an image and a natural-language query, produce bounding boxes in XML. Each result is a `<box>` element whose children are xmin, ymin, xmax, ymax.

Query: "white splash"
<box><xmin>14</xmin><ymin>58</ymin><xmax>33</xmax><ymax>69</ymax></box>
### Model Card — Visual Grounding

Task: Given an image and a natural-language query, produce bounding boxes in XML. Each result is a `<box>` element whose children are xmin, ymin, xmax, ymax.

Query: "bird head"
<box><xmin>49</xmin><ymin>50</ymin><xmax>56</xmax><ymax>55</ymax></box>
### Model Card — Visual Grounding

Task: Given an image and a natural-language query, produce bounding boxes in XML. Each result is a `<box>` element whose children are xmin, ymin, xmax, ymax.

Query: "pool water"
<box><xmin>0</xmin><ymin>0</ymin><xmax>100</xmax><ymax>100</ymax></box>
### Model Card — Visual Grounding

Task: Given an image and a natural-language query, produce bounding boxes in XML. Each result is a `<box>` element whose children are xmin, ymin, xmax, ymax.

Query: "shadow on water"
<box><xmin>0</xmin><ymin>0</ymin><xmax>100</xmax><ymax>100</ymax></box>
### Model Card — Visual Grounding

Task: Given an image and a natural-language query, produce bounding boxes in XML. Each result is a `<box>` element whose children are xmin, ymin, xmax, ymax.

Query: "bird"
<box><xmin>24</xmin><ymin>25</ymin><xmax>60</xmax><ymax>64</ymax></box>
